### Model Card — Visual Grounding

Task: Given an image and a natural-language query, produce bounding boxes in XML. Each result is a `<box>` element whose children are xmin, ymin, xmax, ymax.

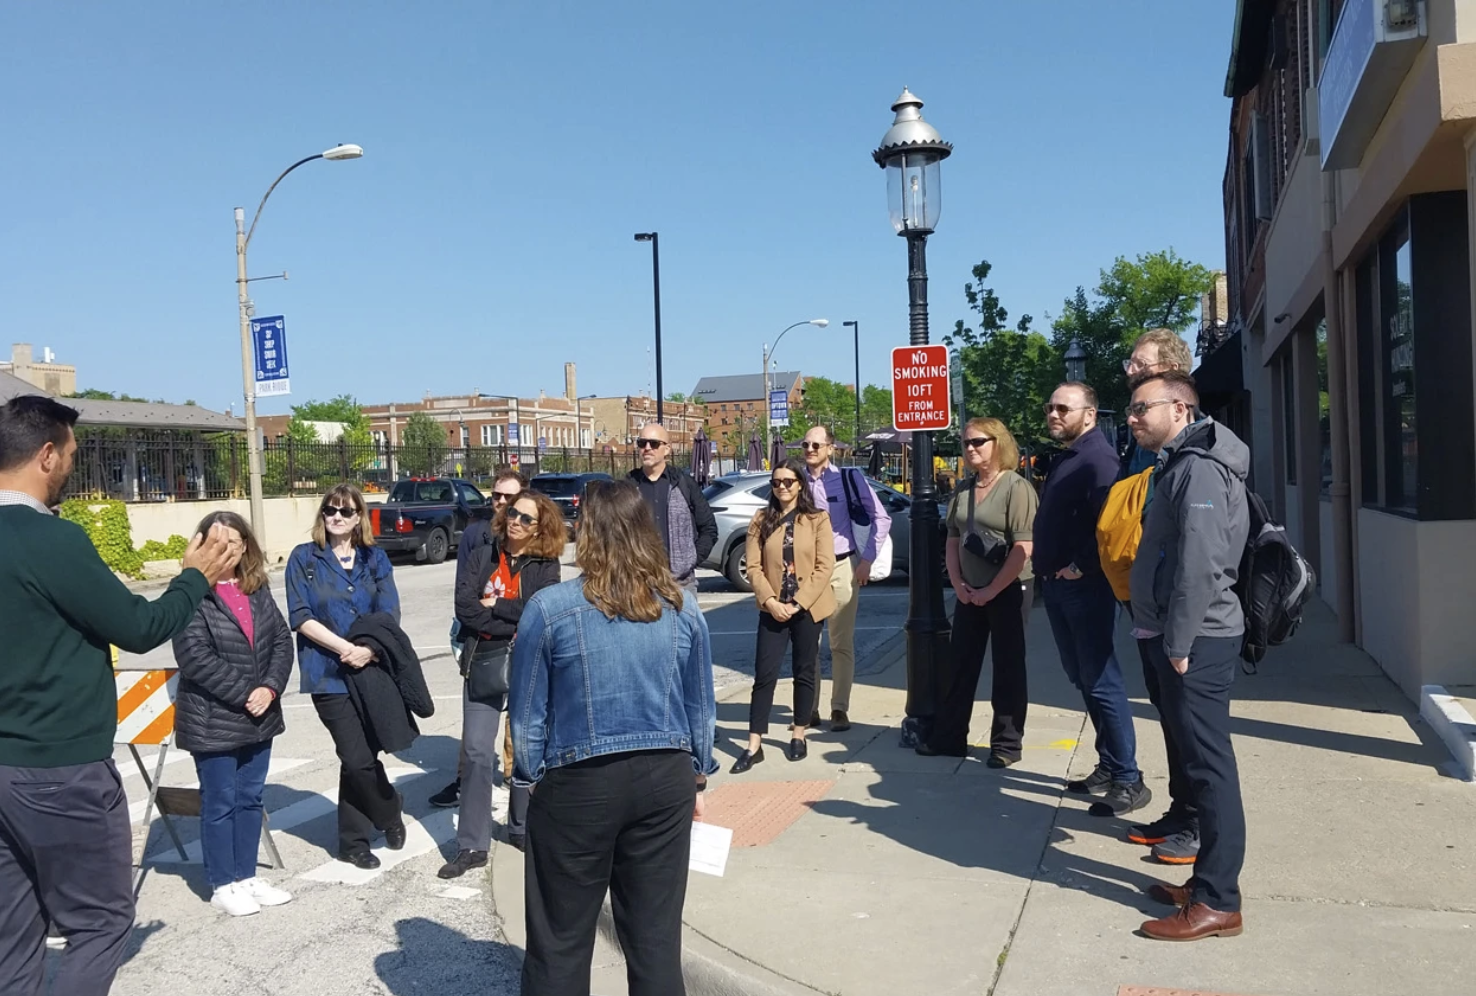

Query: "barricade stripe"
<box><xmin>116</xmin><ymin>671</ymin><xmax>166</xmax><ymax>723</ymax></box>
<box><xmin>129</xmin><ymin>707</ymin><xmax>176</xmax><ymax>748</ymax></box>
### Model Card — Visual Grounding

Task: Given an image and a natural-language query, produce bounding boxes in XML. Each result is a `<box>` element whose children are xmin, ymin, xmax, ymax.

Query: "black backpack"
<box><xmin>1235</xmin><ymin>490</ymin><xmax>1314</xmax><ymax>670</ymax></box>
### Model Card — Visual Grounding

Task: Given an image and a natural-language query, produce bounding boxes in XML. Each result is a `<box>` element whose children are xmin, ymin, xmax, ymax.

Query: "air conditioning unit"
<box><xmin>1386</xmin><ymin>0</ymin><xmax>1419</xmax><ymax>32</ymax></box>
<box><xmin>1301</xmin><ymin>87</ymin><xmax>1320</xmax><ymax>158</ymax></box>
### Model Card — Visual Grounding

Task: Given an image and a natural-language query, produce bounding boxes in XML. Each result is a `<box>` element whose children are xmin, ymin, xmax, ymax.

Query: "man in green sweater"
<box><xmin>0</xmin><ymin>395</ymin><xmax>237</xmax><ymax>996</ymax></box>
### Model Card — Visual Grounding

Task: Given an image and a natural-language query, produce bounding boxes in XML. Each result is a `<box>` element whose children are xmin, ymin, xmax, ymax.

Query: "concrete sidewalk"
<box><xmin>491</xmin><ymin>598</ymin><xmax>1476</xmax><ymax>996</ymax></box>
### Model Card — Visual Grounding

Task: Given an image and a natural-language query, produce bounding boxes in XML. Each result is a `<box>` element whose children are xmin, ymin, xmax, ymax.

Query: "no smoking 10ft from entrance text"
<box><xmin>890</xmin><ymin>345</ymin><xmax>951</xmax><ymax>432</ymax></box>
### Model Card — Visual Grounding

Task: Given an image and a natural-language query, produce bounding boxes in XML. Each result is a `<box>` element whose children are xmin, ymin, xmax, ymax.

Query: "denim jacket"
<box><xmin>286</xmin><ymin>542</ymin><xmax>401</xmax><ymax>694</ymax></box>
<box><xmin>509</xmin><ymin>578</ymin><xmax>718</xmax><ymax>783</ymax></box>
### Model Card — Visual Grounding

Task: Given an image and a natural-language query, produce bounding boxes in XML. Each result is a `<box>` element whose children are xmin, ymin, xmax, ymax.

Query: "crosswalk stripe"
<box><xmin>115</xmin><ymin>750</ymin><xmax>193</xmax><ymax>779</ymax></box>
<box><xmin>146</xmin><ymin>766</ymin><xmax>433</xmax><ymax>865</ymax></box>
<box><xmin>296</xmin><ymin>806</ymin><xmax>458</xmax><ymax>885</ymax></box>
<box><xmin>128</xmin><ymin>757</ymin><xmax>312</xmax><ymax>824</ymax></box>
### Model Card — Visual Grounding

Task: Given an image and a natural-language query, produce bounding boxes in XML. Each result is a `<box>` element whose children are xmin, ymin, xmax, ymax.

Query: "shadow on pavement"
<box><xmin>374</xmin><ymin>916</ymin><xmax>522</xmax><ymax>994</ymax></box>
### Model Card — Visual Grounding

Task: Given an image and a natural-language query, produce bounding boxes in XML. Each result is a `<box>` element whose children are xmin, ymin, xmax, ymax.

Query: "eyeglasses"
<box><xmin>1043</xmin><ymin>404</ymin><xmax>1092</xmax><ymax>417</ymax></box>
<box><xmin>1125</xmin><ymin>398</ymin><xmax>1177</xmax><ymax>419</ymax></box>
<box><xmin>962</xmin><ymin>436</ymin><xmax>995</xmax><ymax>449</ymax></box>
<box><xmin>492</xmin><ymin>490</ymin><xmax>521</xmax><ymax>503</ymax></box>
<box><xmin>506</xmin><ymin>509</ymin><xmax>539</xmax><ymax>526</ymax></box>
<box><xmin>321</xmin><ymin>505</ymin><xmax>357</xmax><ymax>519</ymax></box>
<box><xmin>1123</xmin><ymin>357</ymin><xmax>1163</xmax><ymax>375</ymax></box>
<box><xmin>635</xmin><ymin>438</ymin><xmax>666</xmax><ymax>450</ymax></box>
<box><xmin>800</xmin><ymin>442</ymin><xmax>828</xmax><ymax>451</ymax></box>
<box><xmin>770</xmin><ymin>477</ymin><xmax>800</xmax><ymax>489</ymax></box>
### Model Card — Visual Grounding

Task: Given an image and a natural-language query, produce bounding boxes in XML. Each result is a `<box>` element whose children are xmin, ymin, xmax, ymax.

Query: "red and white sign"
<box><xmin>891</xmin><ymin>345</ymin><xmax>952</xmax><ymax>431</ymax></box>
<box><xmin>510</xmin><ymin>453</ymin><xmax>520</xmax><ymax>467</ymax></box>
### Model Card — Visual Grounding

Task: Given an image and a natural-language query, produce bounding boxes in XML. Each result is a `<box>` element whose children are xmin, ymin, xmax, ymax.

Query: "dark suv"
<box><xmin>529</xmin><ymin>472</ymin><xmax>614</xmax><ymax>533</ymax></box>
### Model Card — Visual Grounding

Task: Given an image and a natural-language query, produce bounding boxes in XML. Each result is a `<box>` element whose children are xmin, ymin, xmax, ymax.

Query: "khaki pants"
<box><xmin>822</xmin><ymin>556</ymin><xmax>860</xmax><ymax>713</ymax></box>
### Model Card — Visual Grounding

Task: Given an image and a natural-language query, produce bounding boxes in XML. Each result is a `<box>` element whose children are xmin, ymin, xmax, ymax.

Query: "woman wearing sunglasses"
<box><xmin>443</xmin><ymin>490</ymin><xmax>565</xmax><ymax>877</ymax></box>
<box><xmin>732</xmin><ymin>458</ymin><xmax>836</xmax><ymax>771</ymax></box>
<box><xmin>286</xmin><ymin>484</ymin><xmax>405</xmax><ymax>869</ymax></box>
<box><xmin>919</xmin><ymin>418</ymin><xmax>1038</xmax><ymax>767</ymax></box>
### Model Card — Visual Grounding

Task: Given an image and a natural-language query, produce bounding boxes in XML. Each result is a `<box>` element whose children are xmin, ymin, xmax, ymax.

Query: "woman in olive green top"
<box><xmin>918</xmin><ymin>416</ymin><xmax>1039</xmax><ymax>766</ymax></box>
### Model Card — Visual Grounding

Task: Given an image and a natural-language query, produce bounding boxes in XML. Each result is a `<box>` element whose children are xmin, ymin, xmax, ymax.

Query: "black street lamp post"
<box><xmin>634</xmin><ymin>232</ymin><xmax>663</xmax><ymax>423</ymax></box>
<box><xmin>843</xmin><ymin>320</ymin><xmax>861</xmax><ymax>448</ymax></box>
<box><xmin>873</xmin><ymin>88</ymin><xmax>953</xmax><ymax>748</ymax></box>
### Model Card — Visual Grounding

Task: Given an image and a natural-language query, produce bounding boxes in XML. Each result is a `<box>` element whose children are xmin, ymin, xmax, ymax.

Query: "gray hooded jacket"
<box><xmin>1129</xmin><ymin>417</ymin><xmax>1251</xmax><ymax>659</ymax></box>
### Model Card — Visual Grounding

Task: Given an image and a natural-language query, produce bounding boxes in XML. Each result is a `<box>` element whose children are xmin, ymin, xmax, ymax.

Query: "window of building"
<box><xmin>1316</xmin><ymin>319</ymin><xmax>1331</xmax><ymax>496</ymax></box>
<box><xmin>459</xmin><ymin>425</ymin><xmax>470</xmax><ymax>448</ymax></box>
<box><xmin>480</xmin><ymin>424</ymin><xmax>500</xmax><ymax>446</ymax></box>
<box><xmin>1383</xmin><ymin>229</ymin><xmax>1416</xmax><ymax>513</ymax></box>
<box><xmin>1282</xmin><ymin>353</ymin><xmax>1297</xmax><ymax>485</ymax></box>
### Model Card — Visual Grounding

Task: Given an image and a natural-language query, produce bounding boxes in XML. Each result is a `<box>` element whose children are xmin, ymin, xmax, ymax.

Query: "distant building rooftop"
<box><xmin>691</xmin><ymin>371</ymin><xmax>801</xmax><ymax>404</ymax></box>
<box><xmin>0</xmin><ymin>370</ymin><xmax>244</xmax><ymax>432</ymax></box>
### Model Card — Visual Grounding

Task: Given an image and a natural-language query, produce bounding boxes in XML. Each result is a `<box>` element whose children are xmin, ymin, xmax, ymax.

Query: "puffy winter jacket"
<box><xmin>171</xmin><ymin>585</ymin><xmax>294</xmax><ymax>754</ymax></box>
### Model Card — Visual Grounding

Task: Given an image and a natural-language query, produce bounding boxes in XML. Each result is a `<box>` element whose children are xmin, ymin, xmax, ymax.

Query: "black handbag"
<box><xmin>460</xmin><ymin>635</ymin><xmax>513</xmax><ymax>704</ymax></box>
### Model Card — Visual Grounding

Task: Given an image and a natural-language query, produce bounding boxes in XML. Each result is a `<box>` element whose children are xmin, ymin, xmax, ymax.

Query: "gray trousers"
<box><xmin>459</xmin><ymin>686</ymin><xmax>529</xmax><ymax>852</ymax></box>
<box><xmin>0</xmin><ymin>760</ymin><xmax>135</xmax><ymax>996</ymax></box>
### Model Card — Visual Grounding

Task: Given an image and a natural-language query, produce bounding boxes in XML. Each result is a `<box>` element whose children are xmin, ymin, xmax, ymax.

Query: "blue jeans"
<box><xmin>192</xmin><ymin>741</ymin><xmax>272</xmax><ymax>890</ymax></box>
<box><xmin>1042</xmin><ymin>573</ymin><xmax>1139</xmax><ymax>782</ymax></box>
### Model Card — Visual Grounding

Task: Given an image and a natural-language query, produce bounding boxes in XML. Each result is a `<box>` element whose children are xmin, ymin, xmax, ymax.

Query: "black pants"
<box><xmin>522</xmin><ymin>750</ymin><xmax>695</xmax><ymax>996</ymax></box>
<box><xmin>929</xmin><ymin>581</ymin><xmax>1029</xmax><ymax>756</ymax></box>
<box><xmin>0</xmin><ymin>760</ymin><xmax>134</xmax><ymax>996</ymax></box>
<box><xmin>1142</xmin><ymin>635</ymin><xmax>1244</xmax><ymax>912</ymax></box>
<box><xmin>1124</xmin><ymin>603</ymin><xmax>1193</xmax><ymax>818</ymax></box>
<box><xmin>748</xmin><ymin>608</ymin><xmax>822</xmax><ymax>735</ymax></box>
<box><xmin>313</xmin><ymin>693</ymin><xmax>403</xmax><ymax>856</ymax></box>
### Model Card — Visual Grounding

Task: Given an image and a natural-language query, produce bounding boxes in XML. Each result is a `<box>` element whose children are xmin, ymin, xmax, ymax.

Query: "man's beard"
<box><xmin>45</xmin><ymin>468</ymin><xmax>70</xmax><ymax>507</ymax></box>
<box><xmin>1052</xmin><ymin>422</ymin><xmax>1084</xmax><ymax>445</ymax></box>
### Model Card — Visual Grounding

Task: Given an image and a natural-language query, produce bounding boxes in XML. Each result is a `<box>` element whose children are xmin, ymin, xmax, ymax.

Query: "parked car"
<box><xmin>699</xmin><ymin>471</ymin><xmax>945</xmax><ymax>592</ymax></box>
<box><xmin>529</xmin><ymin>472</ymin><xmax>614</xmax><ymax>533</ymax></box>
<box><xmin>371</xmin><ymin>477</ymin><xmax>489</xmax><ymax>564</ymax></box>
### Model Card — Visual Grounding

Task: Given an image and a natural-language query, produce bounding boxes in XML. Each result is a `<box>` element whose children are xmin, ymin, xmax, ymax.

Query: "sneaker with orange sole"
<box><xmin>1150</xmin><ymin>827</ymin><xmax>1200</xmax><ymax>865</ymax></box>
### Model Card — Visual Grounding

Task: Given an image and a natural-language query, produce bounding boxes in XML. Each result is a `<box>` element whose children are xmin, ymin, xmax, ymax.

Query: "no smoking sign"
<box><xmin>890</xmin><ymin>345</ymin><xmax>952</xmax><ymax>432</ymax></box>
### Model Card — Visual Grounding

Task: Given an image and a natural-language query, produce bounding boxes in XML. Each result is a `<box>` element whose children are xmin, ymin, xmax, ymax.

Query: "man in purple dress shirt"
<box><xmin>800</xmin><ymin>425</ymin><xmax>891</xmax><ymax>732</ymax></box>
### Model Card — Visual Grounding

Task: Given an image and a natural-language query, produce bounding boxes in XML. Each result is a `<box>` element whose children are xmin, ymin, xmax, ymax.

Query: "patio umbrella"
<box><xmin>690</xmin><ymin>428</ymin><xmax>711</xmax><ymax>485</ymax></box>
<box><xmin>745</xmin><ymin>435</ymin><xmax>764</xmax><ymax>472</ymax></box>
<box><xmin>867</xmin><ymin>441</ymin><xmax>884</xmax><ymax>478</ymax></box>
<box><xmin>769</xmin><ymin>437</ymin><xmax>787</xmax><ymax>473</ymax></box>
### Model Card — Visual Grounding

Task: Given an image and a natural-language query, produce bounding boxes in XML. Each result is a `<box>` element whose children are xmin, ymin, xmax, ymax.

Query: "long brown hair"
<box><xmin>758</xmin><ymin>457</ymin><xmax>821</xmax><ymax>546</ymax></box>
<box><xmin>575</xmin><ymin>480</ymin><xmax>684</xmax><ymax>621</ymax></box>
<box><xmin>194</xmin><ymin>510</ymin><xmax>268</xmax><ymax>595</ymax></box>
<box><xmin>493</xmin><ymin>490</ymin><xmax>567</xmax><ymax>560</ymax></box>
<box><xmin>311</xmin><ymin>484</ymin><xmax>376</xmax><ymax>548</ymax></box>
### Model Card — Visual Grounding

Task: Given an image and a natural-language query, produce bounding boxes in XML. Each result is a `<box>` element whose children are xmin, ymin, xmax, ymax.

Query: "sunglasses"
<box><xmin>322</xmin><ymin>505</ymin><xmax>358</xmax><ymax>519</ymax></box>
<box><xmin>962</xmin><ymin>436</ymin><xmax>994</xmax><ymax>449</ymax></box>
<box><xmin>635</xmin><ymin>438</ymin><xmax>666</xmax><ymax>450</ymax></box>
<box><xmin>1125</xmin><ymin>398</ymin><xmax>1177</xmax><ymax>419</ymax></box>
<box><xmin>800</xmin><ymin>441</ymin><xmax>827</xmax><ymax>451</ymax></box>
<box><xmin>770</xmin><ymin>477</ymin><xmax>800</xmax><ymax>489</ymax></box>
<box><xmin>1043</xmin><ymin>404</ymin><xmax>1091</xmax><ymax>416</ymax></box>
<box><xmin>506</xmin><ymin>509</ymin><xmax>538</xmax><ymax>527</ymax></box>
<box><xmin>492</xmin><ymin>490</ymin><xmax>521</xmax><ymax>503</ymax></box>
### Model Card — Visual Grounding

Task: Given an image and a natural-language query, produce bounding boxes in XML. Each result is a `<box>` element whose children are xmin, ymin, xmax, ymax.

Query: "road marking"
<box><xmin>147</xmin><ymin>765</ymin><xmax>434</xmax><ymax>864</ymax></box>
<box><xmin>115</xmin><ymin>749</ymin><xmax>193</xmax><ymax>778</ymax></box>
<box><xmin>438</xmin><ymin>885</ymin><xmax>482</xmax><ymax>900</ymax></box>
<box><xmin>297</xmin><ymin>806</ymin><xmax>457</xmax><ymax>885</ymax></box>
<box><xmin>967</xmin><ymin>739</ymin><xmax>1079</xmax><ymax>750</ymax></box>
<box><xmin>128</xmin><ymin>757</ymin><xmax>311</xmax><ymax>824</ymax></box>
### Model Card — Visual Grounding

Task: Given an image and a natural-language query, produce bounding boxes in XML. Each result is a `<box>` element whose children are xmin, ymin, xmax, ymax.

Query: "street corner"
<box><xmin>701</xmin><ymin>778</ymin><xmax>836</xmax><ymax>848</ymax></box>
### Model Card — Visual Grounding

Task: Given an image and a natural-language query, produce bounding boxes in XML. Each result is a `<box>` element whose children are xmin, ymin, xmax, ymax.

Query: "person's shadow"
<box><xmin>374</xmin><ymin>916</ymin><xmax>523</xmax><ymax>995</ymax></box>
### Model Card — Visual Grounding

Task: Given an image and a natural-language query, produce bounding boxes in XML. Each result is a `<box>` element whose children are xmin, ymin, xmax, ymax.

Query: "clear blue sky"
<box><xmin>0</xmin><ymin>1</ymin><xmax>1236</xmax><ymax>418</ymax></box>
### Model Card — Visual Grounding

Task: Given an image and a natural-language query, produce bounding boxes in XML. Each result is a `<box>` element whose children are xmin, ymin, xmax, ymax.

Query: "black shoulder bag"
<box><xmin>460</xmin><ymin>636</ymin><xmax>513</xmax><ymax>705</ymax></box>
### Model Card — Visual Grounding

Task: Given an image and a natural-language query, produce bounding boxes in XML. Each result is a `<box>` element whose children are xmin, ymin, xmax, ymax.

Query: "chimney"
<box><xmin>12</xmin><ymin>344</ymin><xmax>32</xmax><ymax>367</ymax></box>
<box><xmin>565</xmin><ymin>362</ymin><xmax>577</xmax><ymax>402</ymax></box>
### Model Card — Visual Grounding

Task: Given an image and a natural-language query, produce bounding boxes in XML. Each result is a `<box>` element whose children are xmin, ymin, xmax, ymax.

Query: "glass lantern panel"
<box><xmin>886</xmin><ymin>152</ymin><xmax>942</xmax><ymax>233</ymax></box>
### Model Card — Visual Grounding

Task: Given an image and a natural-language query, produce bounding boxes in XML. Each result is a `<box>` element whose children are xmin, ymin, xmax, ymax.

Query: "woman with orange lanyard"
<box><xmin>443</xmin><ymin>490</ymin><xmax>565</xmax><ymax>876</ymax></box>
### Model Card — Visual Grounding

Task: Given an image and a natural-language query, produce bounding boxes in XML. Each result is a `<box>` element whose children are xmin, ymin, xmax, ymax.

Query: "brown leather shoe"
<box><xmin>1141</xmin><ymin>902</ymin><xmax>1243</xmax><ymax>941</ymax></box>
<box><xmin>830</xmin><ymin>710</ymin><xmax>852</xmax><ymax>732</ymax></box>
<box><xmin>1147</xmin><ymin>881</ymin><xmax>1191</xmax><ymax>907</ymax></box>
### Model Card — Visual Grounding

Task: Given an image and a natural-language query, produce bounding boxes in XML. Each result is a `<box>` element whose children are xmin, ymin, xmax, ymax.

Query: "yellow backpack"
<box><xmin>1097</xmin><ymin>467</ymin><xmax>1154</xmax><ymax>602</ymax></box>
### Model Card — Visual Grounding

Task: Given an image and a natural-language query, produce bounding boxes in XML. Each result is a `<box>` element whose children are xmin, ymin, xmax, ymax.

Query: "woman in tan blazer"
<box><xmin>732</xmin><ymin>458</ymin><xmax>837</xmax><ymax>771</ymax></box>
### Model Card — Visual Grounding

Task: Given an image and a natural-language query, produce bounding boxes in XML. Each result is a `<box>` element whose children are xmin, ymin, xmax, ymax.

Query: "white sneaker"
<box><xmin>210</xmin><ymin>882</ymin><xmax>261</xmax><ymax>917</ymax></box>
<box><xmin>239</xmin><ymin>877</ymin><xmax>293</xmax><ymax>907</ymax></box>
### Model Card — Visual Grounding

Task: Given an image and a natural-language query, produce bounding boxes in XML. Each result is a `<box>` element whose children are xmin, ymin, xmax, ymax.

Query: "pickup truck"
<box><xmin>371</xmin><ymin>477</ymin><xmax>490</xmax><ymax>564</ymax></box>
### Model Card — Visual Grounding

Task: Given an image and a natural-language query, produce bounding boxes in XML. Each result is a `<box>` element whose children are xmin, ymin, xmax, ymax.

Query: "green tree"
<box><xmin>666</xmin><ymin>392</ymin><xmax>688</xmax><ymax>403</ymax></box>
<box><xmin>66</xmin><ymin>388</ymin><xmax>150</xmax><ymax>402</ymax></box>
<box><xmin>287</xmin><ymin>395</ymin><xmax>372</xmax><ymax>448</ymax></box>
<box><xmin>943</xmin><ymin>260</ymin><xmax>1059</xmax><ymax>444</ymax></box>
<box><xmin>401</xmin><ymin>411</ymin><xmax>449</xmax><ymax>477</ymax></box>
<box><xmin>860</xmin><ymin>385</ymin><xmax>893</xmax><ymax>437</ymax></box>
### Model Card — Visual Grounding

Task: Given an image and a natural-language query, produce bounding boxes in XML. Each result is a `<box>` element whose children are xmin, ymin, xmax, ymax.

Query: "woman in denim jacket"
<box><xmin>511</xmin><ymin>480</ymin><xmax>717</xmax><ymax>996</ymax></box>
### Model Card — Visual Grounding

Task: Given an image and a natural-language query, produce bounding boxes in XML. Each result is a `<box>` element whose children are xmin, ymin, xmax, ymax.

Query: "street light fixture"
<box><xmin>763</xmin><ymin>319</ymin><xmax>828</xmax><ymax>461</ymax></box>
<box><xmin>633</xmin><ymin>233</ymin><xmax>663</xmax><ymax>423</ymax></box>
<box><xmin>843</xmin><ymin>320</ymin><xmax>861</xmax><ymax>449</ymax></box>
<box><xmin>1064</xmin><ymin>337</ymin><xmax>1088</xmax><ymax>383</ymax></box>
<box><xmin>236</xmin><ymin>143</ymin><xmax>363</xmax><ymax>546</ymax></box>
<box><xmin>873</xmin><ymin>88</ymin><xmax>952</xmax><ymax>748</ymax></box>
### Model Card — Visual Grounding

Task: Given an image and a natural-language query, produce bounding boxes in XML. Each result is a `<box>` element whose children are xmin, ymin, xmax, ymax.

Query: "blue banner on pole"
<box><xmin>250</xmin><ymin>316</ymin><xmax>290</xmax><ymax>397</ymax></box>
<box><xmin>769</xmin><ymin>389</ymin><xmax>789</xmax><ymax>427</ymax></box>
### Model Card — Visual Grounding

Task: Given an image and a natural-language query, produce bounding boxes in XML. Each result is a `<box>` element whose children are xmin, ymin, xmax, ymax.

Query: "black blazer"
<box><xmin>454</xmin><ymin>546</ymin><xmax>561</xmax><ymax>641</ymax></box>
<box><xmin>171</xmin><ymin>585</ymin><xmax>294</xmax><ymax>754</ymax></box>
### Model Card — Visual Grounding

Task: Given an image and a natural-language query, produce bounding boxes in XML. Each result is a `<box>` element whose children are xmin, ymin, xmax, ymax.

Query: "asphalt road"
<box><xmin>103</xmin><ymin>550</ymin><xmax>918</xmax><ymax>996</ymax></box>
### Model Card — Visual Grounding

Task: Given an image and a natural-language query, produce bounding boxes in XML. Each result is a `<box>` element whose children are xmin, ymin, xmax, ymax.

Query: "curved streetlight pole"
<box><xmin>764</xmin><ymin>319</ymin><xmax>829</xmax><ymax>461</ymax></box>
<box><xmin>633</xmin><ymin>233</ymin><xmax>662</xmax><ymax>422</ymax></box>
<box><xmin>237</xmin><ymin>144</ymin><xmax>363</xmax><ymax>545</ymax></box>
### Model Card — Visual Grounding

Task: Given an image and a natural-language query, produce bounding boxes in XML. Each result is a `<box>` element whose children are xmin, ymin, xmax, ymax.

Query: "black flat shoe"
<box><xmin>384</xmin><ymin>824</ymin><xmax>407</xmax><ymax>850</ymax></box>
<box><xmin>787</xmin><ymin>738</ymin><xmax>808</xmax><ymax>761</ymax></box>
<box><xmin>915</xmin><ymin>742</ymin><xmax>967</xmax><ymax>758</ymax></box>
<box><xmin>986</xmin><ymin>753</ymin><xmax>1020</xmax><ymax>769</ymax></box>
<box><xmin>730</xmin><ymin>748</ymin><xmax>765</xmax><ymax>774</ymax></box>
<box><xmin>339</xmin><ymin>851</ymin><xmax>380</xmax><ymax>870</ymax></box>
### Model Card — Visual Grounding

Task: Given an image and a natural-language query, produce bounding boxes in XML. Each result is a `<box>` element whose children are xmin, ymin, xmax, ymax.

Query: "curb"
<box><xmin>1419</xmin><ymin>684</ymin><xmax>1476</xmax><ymax>782</ymax></box>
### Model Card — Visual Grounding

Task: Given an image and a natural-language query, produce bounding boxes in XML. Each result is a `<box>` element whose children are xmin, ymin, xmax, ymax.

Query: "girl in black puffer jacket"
<box><xmin>171</xmin><ymin>511</ymin><xmax>295</xmax><ymax>918</ymax></box>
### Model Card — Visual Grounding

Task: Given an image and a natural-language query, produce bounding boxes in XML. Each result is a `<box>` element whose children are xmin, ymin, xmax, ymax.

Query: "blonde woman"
<box><xmin>919</xmin><ymin>418</ymin><xmax>1037</xmax><ymax>767</ymax></box>
<box><xmin>286</xmin><ymin>484</ymin><xmax>403</xmax><ymax>869</ymax></box>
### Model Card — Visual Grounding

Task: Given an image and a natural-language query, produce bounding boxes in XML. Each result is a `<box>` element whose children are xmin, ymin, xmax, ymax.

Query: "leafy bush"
<box><xmin>59</xmin><ymin>498</ymin><xmax>144</xmax><ymax>579</ymax></box>
<box><xmin>137</xmin><ymin>535</ymin><xmax>190</xmax><ymax>562</ymax></box>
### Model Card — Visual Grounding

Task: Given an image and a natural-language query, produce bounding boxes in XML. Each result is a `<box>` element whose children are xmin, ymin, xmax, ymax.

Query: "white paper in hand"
<box><xmin>688</xmin><ymin>822</ymin><xmax>733</xmax><ymax>877</ymax></box>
